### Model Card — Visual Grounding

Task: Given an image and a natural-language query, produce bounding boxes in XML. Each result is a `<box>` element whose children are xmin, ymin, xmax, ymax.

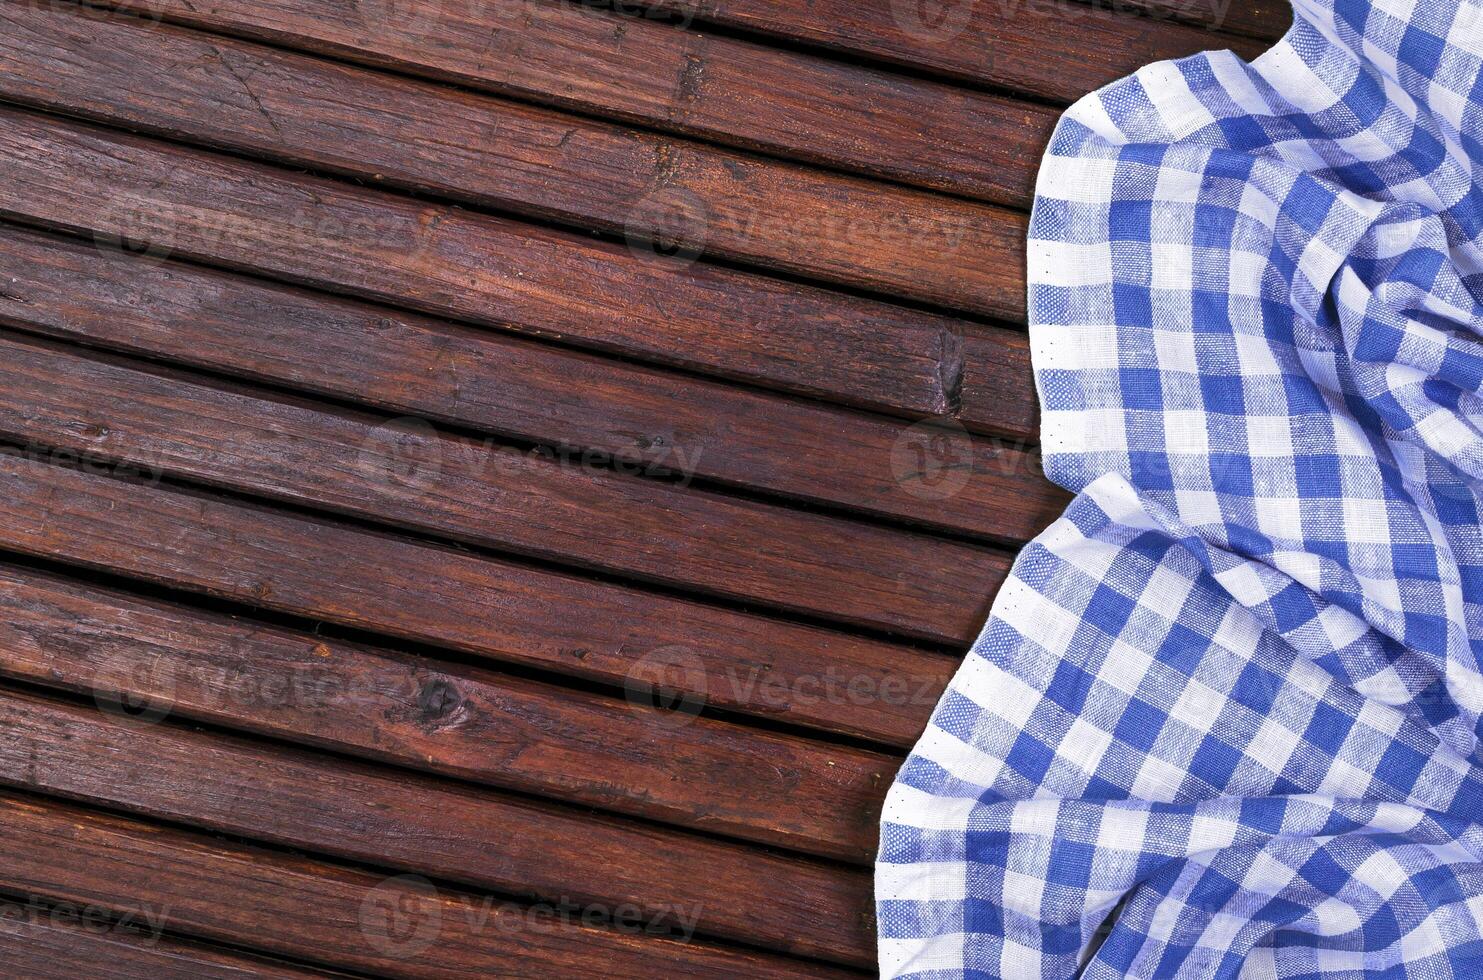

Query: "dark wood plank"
<box><xmin>1111</xmin><ymin>0</ymin><xmax>1292</xmax><ymax>40</ymax></box>
<box><xmin>1223</xmin><ymin>0</ymin><xmax>1293</xmax><ymax>39</ymax></box>
<box><xmin>0</xmin><ymin>331</ymin><xmax>1008</xmax><ymax>641</ymax></box>
<box><xmin>0</xmin><ymin>683</ymin><xmax>876</xmax><ymax>965</ymax></box>
<box><xmin>0</xmin><ymin>224</ymin><xmax>1064</xmax><ymax>539</ymax></box>
<box><xmin>638</xmin><ymin>0</ymin><xmax>1267</xmax><ymax>98</ymax></box>
<box><xmin>958</xmin><ymin>328</ymin><xmax>1042</xmax><ymax>438</ymax></box>
<box><xmin>0</xmin><ymin>450</ymin><xmax>956</xmax><ymax>769</ymax></box>
<box><xmin>0</xmin><ymin>902</ymin><xmax>336</xmax><ymax>979</ymax></box>
<box><xmin>0</xmin><ymin>560</ymin><xmax>912</xmax><ymax>859</ymax></box>
<box><xmin>0</xmin><ymin>105</ymin><xmax>964</xmax><ymax>418</ymax></box>
<box><xmin>0</xmin><ymin>2</ymin><xmax>1025</xmax><ymax>318</ymax></box>
<box><xmin>0</xmin><ymin>793</ymin><xmax>858</xmax><ymax>978</ymax></box>
<box><xmin>94</xmin><ymin>0</ymin><xmax>1057</xmax><ymax>205</ymax></box>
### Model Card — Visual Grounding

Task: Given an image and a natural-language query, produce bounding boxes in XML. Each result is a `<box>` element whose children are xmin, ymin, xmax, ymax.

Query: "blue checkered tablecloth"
<box><xmin>876</xmin><ymin>0</ymin><xmax>1483</xmax><ymax>976</ymax></box>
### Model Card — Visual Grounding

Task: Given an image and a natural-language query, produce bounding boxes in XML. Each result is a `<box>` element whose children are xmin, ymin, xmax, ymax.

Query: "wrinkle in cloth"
<box><xmin>876</xmin><ymin>0</ymin><xmax>1483</xmax><ymax>976</ymax></box>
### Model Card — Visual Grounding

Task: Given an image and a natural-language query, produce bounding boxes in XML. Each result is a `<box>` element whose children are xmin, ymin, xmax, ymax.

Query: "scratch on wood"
<box><xmin>213</xmin><ymin>46</ymin><xmax>283</xmax><ymax>137</ymax></box>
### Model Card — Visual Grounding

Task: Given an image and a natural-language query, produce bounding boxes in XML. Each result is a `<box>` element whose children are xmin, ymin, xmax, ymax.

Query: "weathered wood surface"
<box><xmin>0</xmin><ymin>906</ymin><xmax>338</xmax><ymax>979</ymax></box>
<box><xmin>0</xmin><ymin>0</ymin><xmax>1244</xmax><ymax>969</ymax></box>
<box><xmin>1116</xmin><ymin>0</ymin><xmax>1292</xmax><ymax>39</ymax></box>
<box><xmin>0</xmin><ymin>225</ymin><xmax>1061</xmax><ymax>539</ymax></box>
<box><xmin>0</xmin><ymin>2</ymin><xmax>1026</xmax><ymax>318</ymax></box>
<box><xmin>635</xmin><ymin>0</ymin><xmax>1268</xmax><ymax>96</ymax></box>
<box><xmin>0</xmin><ymin>793</ymin><xmax>859</xmax><ymax>978</ymax></box>
<box><xmin>0</xmin><ymin>106</ymin><xmax>971</xmax><ymax>417</ymax></box>
<box><xmin>95</xmin><ymin>0</ymin><xmax>1057</xmax><ymax>205</ymax></box>
<box><xmin>0</xmin><ymin>560</ymin><xmax>910</xmax><ymax>854</ymax></box>
<box><xmin>0</xmin><ymin>450</ymin><xmax>960</xmax><ymax>756</ymax></box>
<box><xmin>0</xmin><ymin>683</ymin><xmax>877</xmax><ymax>964</ymax></box>
<box><xmin>0</xmin><ymin>331</ymin><xmax>1011</xmax><ymax>640</ymax></box>
<box><xmin>960</xmin><ymin>328</ymin><xmax>1047</xmax><ymax>439</ymax></box>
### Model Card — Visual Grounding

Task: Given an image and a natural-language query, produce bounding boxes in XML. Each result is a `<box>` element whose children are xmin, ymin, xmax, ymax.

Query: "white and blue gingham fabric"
<box><xmin>877</xmin><ymin>0</ymin><xmax>1483</xmax><ymax>976</ymax></box>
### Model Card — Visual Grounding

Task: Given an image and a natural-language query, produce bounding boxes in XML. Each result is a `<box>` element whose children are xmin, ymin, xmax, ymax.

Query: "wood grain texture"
<box><xmin>0</xmin><ymin>225</ymin><xmax>1064</xmax><ymax>539</ymax></box>
<box><xmin>1110</xmin><ymin>0</ymin><xmax>1292</xmax><ymax>40</ymax></box>
<box><xmin>0</xmin><ymin>331</ymin><xmax>1009</xmax><ymax>641</ymax></box>
<box><xmin>0</xmin><ymin>683</ymin><xmax>876</xmax><ymax>965</ymax></box>
<box><xmin>0</xmin><ymin>560</ymin><xmax>914</xmax><ymax>859</ymax></box>
<box><xmin>0</xmin><ymin>105</ymin><xmax>964</xmax><ymax>417</ymax></box>
<box><xmin>0</xmin><ymin>793</ymin><xmax>859</xmax><ymax>978</ymax></box>
<box><xmin>0</xmin><ymin>2</ymin><xmax>1025</xmax><ymax>318</ymax></box>
<box><xmin>957</xmin><ymin>327</ymin><xmax>1041</xmax><ymax>438</ymax></box>
<box><xmin>93</xmin><ymin>0</ymin><xmax>1058</xmax><ymax>205</ymax></box>
<box><xmin>0</xmin><ymin>0</ymin><xmax>1092</xmax><ymax>971</ymax></box>
<box><xmin>0</xmin><ymin>905</ymin><xmax>336</xmax><ymax>979</ymax></box>
<box><xmin>638</xmin><ymin>0</ymin><xmax>1267</xmax><ymax>97</ymax></box>
<box><xmin>0</xmin><ymin>451</ymin><xmax>956</xmax><ymax>768</ymax></box>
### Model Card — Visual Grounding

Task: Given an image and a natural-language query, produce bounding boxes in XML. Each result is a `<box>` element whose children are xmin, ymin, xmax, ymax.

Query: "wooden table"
<box><xmin>0</xmin><ymin>0</ymin><xmax>1287</xmax><ymax>974</ymax></box>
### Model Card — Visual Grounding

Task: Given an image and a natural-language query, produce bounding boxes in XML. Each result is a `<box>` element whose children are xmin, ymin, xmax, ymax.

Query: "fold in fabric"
<box><xmin>876</xmin><ymin>1</ymin><xmax>1483</xmax><ymax>976</ymax></box>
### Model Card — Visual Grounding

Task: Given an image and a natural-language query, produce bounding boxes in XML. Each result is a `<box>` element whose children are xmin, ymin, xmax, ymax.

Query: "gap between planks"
<box><xmin>85</xmin><ymin>0</ymin><xmax>1058</xmax><ymax>205</ymax></box>
<box><xmin>0</xmin><ymin>675</ymin><xmax>880</xmax><ymax>966</ymax></box>
<box><xmin>0</xmin><ymin>222</ymin><xmax>1063</xmax><ymax>541</ymax></box>
<box><xmin>0</xmin><ymin>0</ymin><xmax>1030</xmax><ymax>319</ymax></box>
<box><xmin>0</xmin><ymin>102</ymin><xmax>969</xmax><ymax>418</ymax></box>
<box><xmin>0</xmin><ymin>791</ymin><xmax>864</xmax><ymax>978</ymax></box>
